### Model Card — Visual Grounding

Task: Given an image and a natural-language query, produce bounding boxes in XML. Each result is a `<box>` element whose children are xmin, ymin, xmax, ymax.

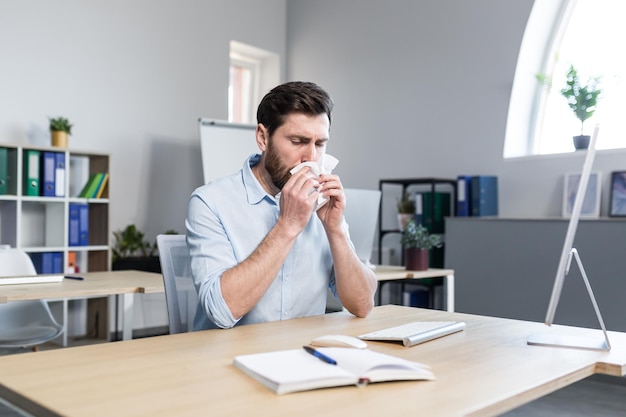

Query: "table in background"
<box><xmin>1</xmin><ymin>305</ymin><xmax>625</xmax><ymax>417</ymax></box>
<box><xmin>0</xmin><ymin>270</ymin><xmax>164</xmax><ymax>343</ymax></box>
<box><xmin>374</xmin><ymin>265</ymin><xmax>455</xmax><ymax>311</ymax></box>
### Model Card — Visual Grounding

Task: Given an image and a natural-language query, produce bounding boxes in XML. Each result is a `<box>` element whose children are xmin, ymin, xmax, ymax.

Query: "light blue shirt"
<box><xmin>186</xmin><ymin>154</ymin><xmax>337</xmax><ymax>330</ymax></box>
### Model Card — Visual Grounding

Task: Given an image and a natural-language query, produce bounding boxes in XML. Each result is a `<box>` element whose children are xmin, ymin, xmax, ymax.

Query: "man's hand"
<box><xmin>317</xmin><ymin>173</ymin><xmax>345</xmax><ymax>230</ymax></box>
<box><xmin>277</xmin><ymin>166</ymin><xmax>320</xmax><ymax>236</ymax></box>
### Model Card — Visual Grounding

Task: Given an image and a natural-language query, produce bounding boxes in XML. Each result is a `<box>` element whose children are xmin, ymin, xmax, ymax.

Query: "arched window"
<box><xmin>505</xmin><ymin>0</ymin><xmax>625</xmax><ymax>157</ymax></box>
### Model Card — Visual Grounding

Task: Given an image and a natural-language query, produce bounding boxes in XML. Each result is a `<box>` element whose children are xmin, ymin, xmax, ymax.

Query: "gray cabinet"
<box><xmin>445</xmin><ymin>217</ymin><xmax>626</xmax><ymax>331</ymax></box>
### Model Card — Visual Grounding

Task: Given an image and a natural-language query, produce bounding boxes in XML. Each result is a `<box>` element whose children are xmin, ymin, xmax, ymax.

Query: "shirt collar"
<box><xmin>243</xmin><ymin>154</ymin><xmax>277</xmax><ymax>206</ymax></box>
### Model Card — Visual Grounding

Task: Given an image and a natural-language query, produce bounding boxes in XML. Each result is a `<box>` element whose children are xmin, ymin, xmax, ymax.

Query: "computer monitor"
<box><xmin>343</xmin><ymin>188</ymin><xmax>381</xmax><ymax>266</ymax></box>
<box><xmin>527</xmin><ymin>125</ymin><xmax>611</xmax><ymax>351</ymax></box>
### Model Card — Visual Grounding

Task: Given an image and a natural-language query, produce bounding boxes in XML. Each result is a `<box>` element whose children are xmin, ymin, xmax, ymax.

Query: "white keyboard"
<box><xmin>358</xmin><ymin>321</ymin><xmax>466</xmax><ymax>347</ymax></box>
<box><xmin>0</xmin><ymin>275</ymin><xmax>64</xmax><ymax>286</ymax></box>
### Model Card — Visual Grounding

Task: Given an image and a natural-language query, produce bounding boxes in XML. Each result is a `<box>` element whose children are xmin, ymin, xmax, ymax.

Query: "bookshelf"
<box><xmin>378</xmin><ymin>178</ymin><xmax>457</xmax><ymax>264</ymax></box>
<box><xmin>378</xmin><ymin>178</ymin><xmax>456</xmax><ymax>308</ymax></box>
<box><xmin>0</xmin><ymin>142</ymin><xmax>111</xmax><ymax>345</ymax></box>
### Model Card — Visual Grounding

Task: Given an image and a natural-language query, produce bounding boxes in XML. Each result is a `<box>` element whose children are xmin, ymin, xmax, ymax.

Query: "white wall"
<box><xmin>0</xmin><ymin>0</ymin><xmax>286</xmax><ymax>241</ymax></box>
<box><xmin>286</xmin><ymin>0</ymin><xmax>626</xmax><ymax>221</ymax></box>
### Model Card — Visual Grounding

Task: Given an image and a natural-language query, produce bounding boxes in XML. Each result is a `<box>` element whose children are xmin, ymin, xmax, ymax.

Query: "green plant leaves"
<box><xmin>48</xmin><ymin>116</ymin><xmax>73</xmax><ymax>135</ymax></box>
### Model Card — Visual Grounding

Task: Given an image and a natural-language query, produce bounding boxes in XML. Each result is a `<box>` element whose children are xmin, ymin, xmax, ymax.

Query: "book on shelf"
<box><xmin>23</xmin><ymin>149</ymin><xmax>40</xmax><ymax>196</ymax></box>
<box><xmin>69</xmin><ymin>202</ymin><xmax>89</xmax><ymax>246</ymax></box>
<box><xmin>233</xmin><ymin>347</ymin><xmax>434</xmax><ymax>395</ymax></box>
<box><xmin>54</xmin><ymin>152</ymin><xmax>66</xmax><ymax>197</ymax></box>
<box><xmin>94</xmin><ymin>172</ymin><xmax>109</xmax><ymax>198</ymax></box>
<box><xmin>78</xmin><ymin>203</ymin><xmax>89</xmax><ymax>246</ymax></box>
<box><xmin>456</xmin><ymin>175</ymin><xmax>473</xmax><ymax>216</ymax></box>
<box><xmin>418</xmin><ymin>191</ymin><xmax>450</xmax><ymax>233</ymax></box>
<box><xmin>402</xmin><ymin>287</ymin><xmax>430</xmax><ymax>308</ymax></box>
<box><xmin>79</xmin><ymin>172</ymin><xmax>108</xmax><ymax>198</ymax></box>
<box><xmin>471</xmin><ymin>175</ymin><xmax>498</xmax><ymax>217</ymax></box>
<box><xmin>0</xmin><ymin>147</ymin><xmax>7</xmax><ymax>195</ymax></box>
<box><xmin>30</xmin><ymin>252</ymin><xmax>63</xmax><ymax>274</ymax></box>
<box><xmin>41</xmin><ymin>151</ymin><xmax>56</xmax><ymax>197</ymax></box>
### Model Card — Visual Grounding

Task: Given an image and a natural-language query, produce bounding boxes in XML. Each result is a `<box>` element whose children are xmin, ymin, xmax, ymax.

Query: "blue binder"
<box><xmin>52</xmin><ymin>252</ymin><xmax>63</xmax><ymax>273</ymax></box>
<box><xmin>68</xmin><ymin>203</ymin><xmax>81</xmax><ymax>246</ymax></box>
<box><xmin>41</xmin><ymin>151</ymin><xmax>56</xmax><ymax>197</ymax></box>
<box><xmin>54</xmin><ymin>152</ymin><xmax>66</xmax><ymax>197</ymax></box>
<box><xmin>456</xmin><ymin>175</ymin><xmax>473</xmax><ymax>216</ymax></box>
<box><xmin>30</xmin><ymin>252</ymin><xmax>59</xmax><ymax>274</ymax></box>
<box><xmin>78</xmin><ymin>203</ymin><xmax>89</xmax><ymax>246</ymax></box>
<box><xmin>471</xmin><ymin>176</ymin><xmax>498</xmax><ymax>217</ymax></box>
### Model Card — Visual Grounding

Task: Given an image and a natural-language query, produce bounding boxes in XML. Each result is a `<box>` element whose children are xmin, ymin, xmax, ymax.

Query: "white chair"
<box><xmin>157</xmin><ymin>234</ymin><xmax>198</xmax><ymax>334</ymax></box>
<box><xmin>0</xmin><ymin>249</ymin><xmax>65</xmax><ymax>351</ymax></box>
<box><xmin>326</xmin><ymin>188</ymin><xmax>382</xmax><ymax>313</ymax></box>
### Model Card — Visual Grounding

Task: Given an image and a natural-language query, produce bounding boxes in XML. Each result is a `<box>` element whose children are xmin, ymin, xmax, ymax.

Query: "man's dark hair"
<box><xmin>256</xmin><ymin>81</ymin><xmax>334</xmax><ymax>138</ymax></box>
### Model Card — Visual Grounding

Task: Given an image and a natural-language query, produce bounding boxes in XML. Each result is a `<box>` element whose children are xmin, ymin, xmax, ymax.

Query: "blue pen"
<box><xmin>64</xmin><ymin>275</ymin><xmax>84</xmax><ymax>281</ymax></box>
<box><xmin>302</xmin><ymin>345</ymin><xmax>337</xmax><ymax>365</ymax></box>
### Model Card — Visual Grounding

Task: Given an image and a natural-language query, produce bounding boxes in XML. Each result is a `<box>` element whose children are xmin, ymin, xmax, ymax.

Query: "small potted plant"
<box><xmin>538</xmin><ymin>65</ymin><xmax>602</xmax><ymax>150</ymax></box>
<box><xmin>561</xmin><ymin>65</ymin><xmax>602</xmax><ymax>150</ymax></box>
<box><xmin>396</xmin><ymin>191</ymin><xmax>416</xmax><ymax>231</ymax></box>
<box><xmin>400</xmin><ymin>219</ymin><xmax>442</xmax><ymax>271</ymax></box>
<box><xmin>49</xmin><ymin>116</ymin><xmax>73</xmax><ymax>148</ymax></box>
<box><xmin>112</xmin><ymin>224</ymin><xmax>161</xmax><ymax>272</ymax></box>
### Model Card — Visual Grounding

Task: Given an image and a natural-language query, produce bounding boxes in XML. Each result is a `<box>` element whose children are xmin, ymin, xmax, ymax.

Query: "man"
<box><xmin>186</xmin><ymin>81</ymin><xmax>377</xmax><ymax>329</ymax></box>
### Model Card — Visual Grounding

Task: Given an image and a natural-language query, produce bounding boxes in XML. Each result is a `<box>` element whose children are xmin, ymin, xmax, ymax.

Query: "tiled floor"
<box><xmin>500</xmin><ymin>374</ymin><xmax>626</xmax><ymax>417</ymax></box>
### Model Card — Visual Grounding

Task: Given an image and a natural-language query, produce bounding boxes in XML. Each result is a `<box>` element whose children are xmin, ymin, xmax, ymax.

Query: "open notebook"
<box><xmin>234</xmin><ymin>347</ymin><xmax>434</xmax><ymax>394</ymax></box>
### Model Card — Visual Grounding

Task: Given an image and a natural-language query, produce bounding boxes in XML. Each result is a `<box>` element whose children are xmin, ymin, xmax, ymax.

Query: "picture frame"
<box><xmin>562</xmin><ymin>171</ymin><xmax>601</xmax><ymax>218</ymax></box>
<box><xmin>609</xmin><ymin>171</ymin><xmax>626</xmax><ymax>217</ymax></box>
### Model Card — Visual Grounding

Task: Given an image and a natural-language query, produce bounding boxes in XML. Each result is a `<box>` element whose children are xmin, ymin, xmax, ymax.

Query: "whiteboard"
<box><xmin>198</xmin><ymin>118</ymin><xmax>258</xmax><ymax>184</ymax></box>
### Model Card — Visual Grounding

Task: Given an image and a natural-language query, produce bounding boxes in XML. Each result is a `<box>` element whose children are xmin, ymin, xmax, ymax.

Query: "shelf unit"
<box><xmin>377</xmin><ymin>178</ymin><xmax>456</xmax><ymax>308</ymax></box>
<box><xmin>0</xmin><ymin>142</ymin><xmax>111</xmax><ymax>345</ymax></box>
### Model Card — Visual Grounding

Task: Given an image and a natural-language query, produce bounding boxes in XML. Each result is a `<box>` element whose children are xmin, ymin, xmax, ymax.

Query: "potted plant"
<box><xmin>561</xmin><ymin>65</ymin><xmax>602</xmax><ymax>150</ymax></box>
<box><xmin>539</xmin><ymin>65</ymin><xmax>602</xmax><ymax>151</ymax></box>
<box><xmin>396</xmin><ymin>191</ymin><xmax>415</xmax><ymax>231</ymax></box>
<box><xmin>49</xmin><ymin>116</ymin><xmax>73</xmax><ymax>148</ymax></box>
<box><xmin>111</xmin><ymin>224</ymin><xmax>171</xmax><ymax>273</ymax></box>
<box><xmin>400</xmin><ymin>219</ymin><xmax>442</xmax><ymax>271</ymax></box>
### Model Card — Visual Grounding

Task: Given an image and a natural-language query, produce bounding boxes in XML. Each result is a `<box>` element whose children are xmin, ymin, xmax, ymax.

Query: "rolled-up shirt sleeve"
<box><xmin>186</xmin><ymin>190</ymin><xmax>239</xmax><ymax>329</ymax></box>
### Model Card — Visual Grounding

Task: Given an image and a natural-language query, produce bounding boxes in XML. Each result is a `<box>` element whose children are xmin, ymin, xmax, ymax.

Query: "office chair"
<box><xmin>157</xmin><ymin>234</ymin><xmax>198</xmax><ymax>334</ymax></box>
<box><xmin>0</xmin><ymin>249</ymin><xmax>65</xmax><ymax>352</ymax></box>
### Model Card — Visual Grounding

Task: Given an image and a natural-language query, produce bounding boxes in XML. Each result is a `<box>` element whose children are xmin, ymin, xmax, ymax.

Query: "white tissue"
<box><xmin>288</xmin><ymin>154</ymin><xmax>339</xmax><ymax>210</ymax></box>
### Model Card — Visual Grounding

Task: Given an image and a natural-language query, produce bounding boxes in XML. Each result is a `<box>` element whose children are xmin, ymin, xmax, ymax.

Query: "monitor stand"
<box><xmin>527</xmin><ymin>248</ymin><xmax>611</xmax><ymax>351</ymax></box>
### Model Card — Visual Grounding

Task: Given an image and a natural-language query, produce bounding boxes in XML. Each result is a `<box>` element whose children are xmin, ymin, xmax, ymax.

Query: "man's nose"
<box><xmin>301</xmin><ymin>143</ymin><xmax>317</xmax><ymax>162</ymax></box>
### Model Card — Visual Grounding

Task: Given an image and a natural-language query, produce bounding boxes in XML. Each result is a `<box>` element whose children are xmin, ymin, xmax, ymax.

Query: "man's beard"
<box><xmin>265</xmin><ymin>141</ymin><xmax>292</xmax><ymax>190</ymax></box>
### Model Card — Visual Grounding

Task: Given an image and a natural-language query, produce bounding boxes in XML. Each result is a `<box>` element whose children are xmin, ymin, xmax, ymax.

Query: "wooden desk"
<box><xmin>374</xmin><ymin>265</ymin><xmax>455</xmax><ymax>311</ymax></box>
<box><xmin>1</xmin><ymin>305</ymin><xmax>624</xmax><ymax>417</ymax></box>
<box><xmin>0</xmin><ymin>270</ymin><xmax>164</xmax><ymax>342</ymax></box>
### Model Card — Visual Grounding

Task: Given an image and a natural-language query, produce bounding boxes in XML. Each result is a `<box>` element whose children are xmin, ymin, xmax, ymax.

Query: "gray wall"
<box><xmin>0</xmin><ymin>0</ymin><xmax>286</xmax><ymax>240</ymax></box>
<box><xmin>286</xmin><ymin>0</ymin><xmax>626</xmax><ymax>223</ymax></box>
<box><xmin>4</xmin><ymin>1</ymin><xmax>625</xmax><ymax>245</ymax></box>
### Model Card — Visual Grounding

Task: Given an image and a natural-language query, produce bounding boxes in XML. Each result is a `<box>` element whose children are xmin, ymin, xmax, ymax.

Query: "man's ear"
<box><xmin>256</xmin><ymin>124</ymin><xmax>268</xmax><ymax>151</ymax></box>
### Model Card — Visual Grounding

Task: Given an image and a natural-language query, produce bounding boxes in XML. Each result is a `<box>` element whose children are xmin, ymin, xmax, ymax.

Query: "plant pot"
<box><xmin>112</xmin><ymin>256</ymin><xmax>161</xmax><ymax>273</ymax></box>
<box><xmin>405</xmin><ymin>248</ymin><xmax>429</xmax><ymax>271</ymax></box>
<box><xmin>51</xmin><ymin>131</ymin><xmax>68</xmax><ymax>148</ymax></box>
<box><xmin>573</xmin><ymin>135</ymin><xmax>590</xmax><ymax>151</ymax></box>
<box><xmin>397</xmin><ymin>213</ymin><xmax>414</xmax><ymax>231</ymax></box>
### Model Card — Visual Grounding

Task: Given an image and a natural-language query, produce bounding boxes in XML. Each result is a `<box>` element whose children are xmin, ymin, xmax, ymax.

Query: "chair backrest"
<box><xmin>0</xmin><ymin>249</ymin><xmax>64</xmax><ymax>350</ymax></box>
<box><xmin>0</xmin><ymin>249</ymin><xmax>37</xmax><ymax>276</ymax></box>
<box><xmin>343</xmin><ymin>188</ymin><xmax>381</xmax><ymax>265</ymax></box>
<box><xmin>157</xmin><ymin>234</ymin><xmax>198</xmax><ymax>334</ymax></box>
